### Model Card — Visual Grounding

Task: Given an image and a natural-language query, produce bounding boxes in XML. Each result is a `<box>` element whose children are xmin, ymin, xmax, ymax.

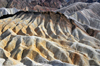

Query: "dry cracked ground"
<box><xmin>0</xmin><ymin>2</ymin><xmax>100</xmax><ymax>66</ymax></box>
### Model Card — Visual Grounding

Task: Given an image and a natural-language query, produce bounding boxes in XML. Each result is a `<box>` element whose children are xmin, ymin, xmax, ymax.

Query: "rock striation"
<box><xmin>0</xmin><ymin>0</ymin><xmax>100</xmax><ymax>12</ymax></box>
<box><xmin>0</xmin><ymin>0</ymin><xmax>66</xmax><ymax>11</ymax></box>
<box><xmin>56</xmin><ymin>2</ymin><xmax>100</xmax><ymax>40</ymax></box>
<box><xmin>0</xmin><ymin>11</ymin><xmax>100</xmax><ymax>66</ymax></box>
<box><xmin>66</xmin><ymin>0</ymin><xmax>100</xmax><ymax>4</ymax></box>
<box><xmin>0</xmin><ymin>7</ymin><xmax>20</xmax><ymax>17</ymax></box>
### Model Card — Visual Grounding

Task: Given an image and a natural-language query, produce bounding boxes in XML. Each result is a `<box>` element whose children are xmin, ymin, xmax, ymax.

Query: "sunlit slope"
<box><xmin>0</xmin><ymin>11</ymin><xmax>100</xmax><ymax>66</ymax></box>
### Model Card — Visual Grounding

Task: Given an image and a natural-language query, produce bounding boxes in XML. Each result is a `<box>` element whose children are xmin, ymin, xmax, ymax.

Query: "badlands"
<box><xmin>0</xmin><ymin>1</ymin><xmax>100</xmax><ymax>66</ymax></box>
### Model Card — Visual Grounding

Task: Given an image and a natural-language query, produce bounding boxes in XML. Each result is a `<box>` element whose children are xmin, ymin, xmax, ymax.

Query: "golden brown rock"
<box><xmin>0</xmin><ymin>11</ymin><xmax>100</xmax><ymax>66</ymax></box>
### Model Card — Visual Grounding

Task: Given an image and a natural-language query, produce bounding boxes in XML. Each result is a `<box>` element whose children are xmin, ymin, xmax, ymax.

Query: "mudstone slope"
<box><xmin>0</xmin><ymin>0</ymin><xmax>66</xmax><ymax>11</ymax></box>
<box><xmin>0</xmin><ymin>10</ymin><xmax>100</xmax><ymax>66</ymax></box>
<box><xmin>65</xmin><ymin>0</ymin><xmax>100</xmax><ymax>5</ymax></box>
<box><xmin>0</xmin><ymin>0</ymin><xmax>100</xmax><ymax>12</ymax></box>
<box><xmin>56</xmin><ymin>2</ymin><xmax>100</xmax><ymax>40</ymax></box>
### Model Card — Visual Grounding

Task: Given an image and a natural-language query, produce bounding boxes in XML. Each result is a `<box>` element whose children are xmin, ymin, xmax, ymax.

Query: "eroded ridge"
<box><xmin>0</xmin><ymin>11</ymin><xmax>100</xmax><ymax>66</ymax></box>
<box><xmin>56</xmin><ymin>2</ymin><xmax>100</xmax><ymax>40</ymax></box>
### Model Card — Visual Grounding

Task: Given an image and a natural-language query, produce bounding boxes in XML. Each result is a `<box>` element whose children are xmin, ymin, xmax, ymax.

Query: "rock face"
<box><xmin>32</xmin><ymin>5</ymin><xmax>57</xmax><ymax>12</ymax></box>
<box><xmin>0</xmin><ymin>11</ymin><xmax>100</xmax><ymax>66</ymax></box>
<box><xmin>7</xmin><ymin>0</ymin><xmax>65</xmax><ymax>9</ymax></box>
<box><xmin>0</xmin><ymin>0</ymin><xmax>100</xmax><ymax>11</ymax></box>
<box><xmin>0</xmin><ymin>0</ymin><xmax>66</xmax><ymax>11</ymax></box>
<box><xmin>62</xmin><ymin>0</ymin><xmax>100</xmax><ymax>6</ymax></box>
<box><xmin>0</xmin><ymin>0</ymin><xmax>8</xmax><ymax>8</ymax></box>
<box><xmin>0</xmin><ymin>8</ymin><xmax>20</xmax><ymax>17</ymax></box>
<box><xmin>56</xmin><ymin>2</ymin><xmax>100</xmax><ymax>40</ymax></box>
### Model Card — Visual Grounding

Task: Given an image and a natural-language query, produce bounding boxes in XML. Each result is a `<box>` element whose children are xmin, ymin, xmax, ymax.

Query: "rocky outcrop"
<box><xmin>0</xmin><ymin>11</ymin><xmax>100</xmax><ymax>66</ymax></box>
<box><xmin>0</xmin><ymin>0</ymin><xmax>66</xmax><ymax>11</ymax></box>
<box><xmin>0</xmin><ymin>7</ymin><xmax>20</xmax><ymax>17</ymax></box>
<box><xmin>56</xmin><ymin>2</ymin><xmax>100</xmax><ymax>40</ymax></box>
<box><xmin>32</xmin><ymin>5</ymin><xmax>57</xmax><ymax>12</ymax></box>
<box><xmin>62</xmin><ymin>0</ymin><xmax>100</xmax><ymax>6</ymax></box>
<box><xmin>0</xmin><ymin>0</ymin><xmax>100</xmax><ymax>12</ymax></box>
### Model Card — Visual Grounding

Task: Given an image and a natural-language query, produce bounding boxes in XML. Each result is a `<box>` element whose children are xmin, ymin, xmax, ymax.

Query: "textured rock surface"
<box><xmin>0</xmin><ymin>8</ymin><xmax>20</xmax><ymax>17</ymax></box>
<box><xmin>56</xmin><ymin>2</ymin><xmax>100</xmax><ymax>40</ymax></box>
<box><xmin>9</xmin><ymin>0</ymin><xmax>64</xmax><ymax>9</ymax></box>
<box><xmin>32</xmin><ymin>5</ymin><xmax>57</xmax><ymax>12</ymax></box>
<box><xmin>0</xmin><ymin>0</ymin><xmax>66</xmax><ymax>11</ymax></box>
<box><xmin>65</xmin><ymin>0</ymin><xmax>100</xmax><ymax>5</ymax></box>
<box><xmin>0</xmin><ymin>11</ymin><xmax>100</xmax><ymax>66</ymax></box>
<box><xmin>0</xmin><ymin>0</ymin><xmax>100</xmax><ymax>11</ymax></box>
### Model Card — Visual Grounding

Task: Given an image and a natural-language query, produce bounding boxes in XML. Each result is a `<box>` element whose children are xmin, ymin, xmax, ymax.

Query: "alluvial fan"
<box><xmin>0</xmin><ymin>11</ymin><xmax>100</xmax><ymax>66</ymax></box>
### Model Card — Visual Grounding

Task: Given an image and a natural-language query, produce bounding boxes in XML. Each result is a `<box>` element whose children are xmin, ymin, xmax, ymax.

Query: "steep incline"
<box><xmin>0</xmin><ymin>11</ymin><xmax>100</xmax><ymax>66</ymax></box>
<box><xmin>0</xmin><ymin>0</ymin><xmax>66</xmax><ymax>11</ymax></box>
<box><xmin>56</xmin><ymin>2</ymin><xmax>100</xmax><ymax>40</ymax></box>
<box><xmin>0</xmin><ymin>8</ymin><xmax>20</xmax><ymax>17</ymax></box>
<box><xmin>66</xmin><ymin>0</ymin><xmax>100</xmax><ymax>5</ymax></box>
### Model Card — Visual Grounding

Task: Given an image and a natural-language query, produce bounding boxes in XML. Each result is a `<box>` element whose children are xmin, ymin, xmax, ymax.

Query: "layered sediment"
<box><xmin>0</xmin><ymin>11</ymin><xmax>100</xmax><ymax>66</ymax></box>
